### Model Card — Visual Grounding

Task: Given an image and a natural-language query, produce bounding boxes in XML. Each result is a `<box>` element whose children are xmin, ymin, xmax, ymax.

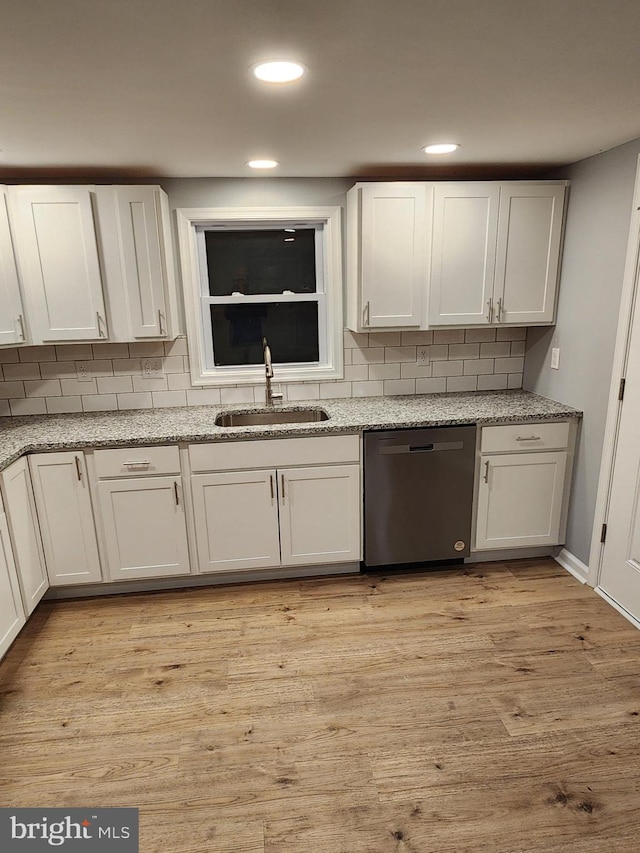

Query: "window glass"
<box><xmin>210</xmin><ymin>302</ymin><xmax>319</xmax><ymax>367</ymax></box>
<box><xmin>204</xmin><ymin>229</ymin><xmax>317</xmax><ymax>296</ymax></box>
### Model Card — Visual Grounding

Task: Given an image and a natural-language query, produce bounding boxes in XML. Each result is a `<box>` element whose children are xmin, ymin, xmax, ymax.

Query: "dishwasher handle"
<box><xmin>378</xmin><ymin>441</ymin><xmax>464</xmax><ymax>455</ymax></box>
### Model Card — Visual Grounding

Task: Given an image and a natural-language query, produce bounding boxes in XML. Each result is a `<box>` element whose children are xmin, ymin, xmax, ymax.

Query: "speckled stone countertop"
<box><xmin>0</xmin><ymin>390</ymin><xmax>581</xmax><ymax>472</ymax></box>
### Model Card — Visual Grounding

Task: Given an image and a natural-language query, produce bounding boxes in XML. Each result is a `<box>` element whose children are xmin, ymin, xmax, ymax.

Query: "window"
<box><xmin>176</xmin><ymin>206</ymin><xmax>343</xmax><ymax>387</ymax></box>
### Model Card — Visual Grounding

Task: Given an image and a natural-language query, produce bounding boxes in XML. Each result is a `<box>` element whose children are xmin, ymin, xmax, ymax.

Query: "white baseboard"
<box><xmin>554</xmin><ymin>548</ymin><xmax>589</xmax><ymax>584</ymax></box>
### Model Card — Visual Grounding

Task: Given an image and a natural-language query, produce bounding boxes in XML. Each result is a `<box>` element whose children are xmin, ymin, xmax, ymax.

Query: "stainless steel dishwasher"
<box><xmin>364</xmin><ymin>425</ymin><xmax>476</xmax><ymax>567</ymax></box>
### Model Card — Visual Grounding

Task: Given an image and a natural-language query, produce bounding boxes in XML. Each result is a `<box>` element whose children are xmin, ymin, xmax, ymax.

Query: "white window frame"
<box><xmin>176</xmin><ymin>206</ymin><xmax>344</xmax><ymax>387</ymax></box>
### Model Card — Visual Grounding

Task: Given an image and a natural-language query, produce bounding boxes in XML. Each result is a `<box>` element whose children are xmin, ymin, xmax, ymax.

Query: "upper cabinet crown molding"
<box><xmin>6</xmin><ymin>184</ymin><xmax>180</xmax><ymax>346</ymax></box>
<box><xmin>346</xmin><ymin>179</ymin><xmax>568</xmax><ymax>333</ymax></box>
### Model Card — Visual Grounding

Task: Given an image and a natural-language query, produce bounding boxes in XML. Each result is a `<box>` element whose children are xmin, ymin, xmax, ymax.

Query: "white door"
<box><xmin>0</xmin><ymin>511</ymin><xmax>26</xmax><ymax>660</ymax></box>
<box><xmin>97</xmin><ymin>476</ymin><xmax>190</xmax><ymax>580</ymax></box>
<box><xmin>29</xmin><ymin>452</ymin><xmax>102</xmax><ymax>586</ymax></box>
<box><xmin>599</xmin><ymin>252</ymin><xmax>640</xmax><ymax>620</ymax></box>
<box><xmin>0</xmin><ymin>457</ymin><xmax>49</xmax><ymax>614</ymax></box>
<box><xmin>495</xmin><ymin>183</ymin><xmax>566</xmax><ymax>325</ymax></box>
<box><xmin>9</xmin><ymin>185</ymin><xmax>107</xmax><ymax>342</ymax></box>
<box><xmin>475</xmin><ymin>451</ymin><xmax>568</xmax><ymax>550</ymax></box>
<box><xmin>360</xmin><ymin>183</ymin><xmax>430</xmax><ymax>327</ymax></box>
<box><xmin>115</xmin><ymin>186</ymin><xmax>168</xmax><ymax>338</ymax></box>
<box><xmin>0</xmin><ymin>188</ymin><xmax>27</xmax><ymax>346</ymax></box>
<box><xmin>191</xmin><ymin>470</ymin><xmax>281</xmax><ymax>573</ymax></box>
<box><xmin>429</xmin><ymin>183</ymin><xmax>500</xmax><ymax>326</ymax></box>
<box><xmin>279</xmin><ymin>464</ymin><xmax>361</xmax><ymax>566</ymax></box>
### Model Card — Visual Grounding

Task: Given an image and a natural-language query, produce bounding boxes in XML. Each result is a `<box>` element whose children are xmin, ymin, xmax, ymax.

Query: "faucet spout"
<box><xmin>262</xmin><ymin>336</ymin><xmax>283</xmax><ymax>406</ymax></box>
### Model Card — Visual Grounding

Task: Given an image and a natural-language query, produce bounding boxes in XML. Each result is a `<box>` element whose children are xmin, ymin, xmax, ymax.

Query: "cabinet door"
<box><xmin>29</xmin><ymin>452</ymin><xmax>102</xmax><ymax>586</ymax></box>
<box><xmin>494</xmin><ymin>184</ymin><xmax>566</xmax><ymax>325</ymax></box>
<box><xmin>0</xmin><ymin>188</ymin><xmax>27</xmax><ymax>346</ymax></box>
<box><xmin>429</xmin><ymin>183</ymin><xmax>500</xmax><ymax>326</ymax></box>
<box><xmin>359</xmin><ymin>183</ymin><xmax>430</xmax><ymax>328</ymax></box>
<box><xmin>279</xmin><ymin>464</ymin><xmax>361</xmax><ymax>566</ymax></box>
<box><xmin>9</xmin><ymin>186</ymin><xmax>107</xmax><ymax>342</ymax></box>
<box><xmin>191</xmin><ymin>470</ymin><xmax>281</xmax><ymax>573</ymax></box>
<box><xmin>0</xmin><ymin>511</ymin><xmax>26</xmax><ymax>660</ymax></box>
<box><xmin>475</xmin><ymin>451</ymin><xmax>567</xmax><ymax>550</ymax></box>
<box><xmin>115</xmin><ymin>186</ymin><xmax>169</xmax><ymax>338</ymax></box>
<box><xmin>0</xmin><ymin>457</ymin><xmax>49</xmax><ymax>614</ymax></box>
<box><xmin>97</xmin><ymin>476</ymin><xmax>190</xmax><ymax>580</ymax></box>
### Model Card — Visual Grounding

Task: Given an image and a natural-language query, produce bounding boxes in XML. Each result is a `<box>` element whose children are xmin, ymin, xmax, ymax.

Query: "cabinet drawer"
<box><xmin>189</xmin><ymin>434</ymin><xmax>360</xmax><ymax>473</ymax></box>
<box><xmin>481</xmin><ymin>421</ymin><xmax>570</xmax><ymax>453</ymax></box>
<box><xmin>94</xmin><ymin>445</ymin><xmax>181</xmax><ymax>478</ymax></box>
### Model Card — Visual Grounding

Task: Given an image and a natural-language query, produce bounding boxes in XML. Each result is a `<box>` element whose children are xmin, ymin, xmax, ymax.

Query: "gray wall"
<box><xmin>162</xmin><ymin>177</ymin><xmax>352</xmax><ymax>212</ymax></box>
<box><xmin>525</xmin><ymin>138</ymin><xmax>640</xmax><ymax>565</ymax></box>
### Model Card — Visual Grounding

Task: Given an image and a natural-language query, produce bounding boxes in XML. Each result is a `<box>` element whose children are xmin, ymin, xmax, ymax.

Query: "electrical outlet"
<box><xmin>417</xmin><ymin>347</ymin><xmax>430</xmax><ymax>365</ymax></box>
<box><xmin>550</xmin><ymin>347</ymin><xmax>560</xmax><ymax>370</ymax></box>
<box><xmin>76</xmin><ymin>362</ymin><xmax>93</xmax><ymax>382</ymax></box>
<box><xmin>142</xmin><ymin>358</ymin><xmax>164</xmax><ymax>379</ymax></box>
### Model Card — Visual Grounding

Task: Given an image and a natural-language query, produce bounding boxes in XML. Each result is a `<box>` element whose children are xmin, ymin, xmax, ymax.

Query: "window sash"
<box><xmin>176</xmin><ymin>205</ymin><xmax>343</xmax><ymax>387</ymax></box>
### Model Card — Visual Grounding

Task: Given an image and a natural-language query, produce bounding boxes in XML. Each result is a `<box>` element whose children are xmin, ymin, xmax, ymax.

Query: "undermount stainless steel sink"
<box><xmin>214</xmin><ymin>408</ymin><xmax>330</xmax><ymax>427</ymax></box>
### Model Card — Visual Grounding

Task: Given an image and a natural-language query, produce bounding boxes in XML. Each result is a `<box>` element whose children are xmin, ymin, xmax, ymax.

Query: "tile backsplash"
<box><xmin>0</xmin><ymin>328</ymin><xmax>525</xmax><ymax>417</ymax></box>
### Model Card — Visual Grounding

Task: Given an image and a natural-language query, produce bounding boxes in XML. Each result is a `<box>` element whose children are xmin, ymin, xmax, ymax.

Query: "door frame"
<box><xmin>589</xmin><ymin>154</ymin><xmax>640</xmax><ymax>603</ymax></box>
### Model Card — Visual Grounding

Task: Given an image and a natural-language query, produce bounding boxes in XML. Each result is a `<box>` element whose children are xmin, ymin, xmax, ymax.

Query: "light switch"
<box><xmin>550</xmin><ymin>347</ymin><xmax>560</xmax><ymax>370</ymax></box>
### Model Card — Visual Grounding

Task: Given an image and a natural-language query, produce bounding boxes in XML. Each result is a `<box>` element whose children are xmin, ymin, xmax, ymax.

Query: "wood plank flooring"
<box><xmin>1</xmin><ymin>559</ymin><xmax>640</xmax><ymax>852</ymax></box>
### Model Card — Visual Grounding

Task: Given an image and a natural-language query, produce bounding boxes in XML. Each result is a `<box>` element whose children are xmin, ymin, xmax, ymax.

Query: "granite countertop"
<box><xmin>0</xmin><ymin>390</ymin><xmax>581</xmax><ymax>473</ymax></box>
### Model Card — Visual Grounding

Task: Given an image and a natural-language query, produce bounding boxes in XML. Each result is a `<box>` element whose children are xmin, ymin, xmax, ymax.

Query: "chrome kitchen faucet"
<box><xmin>262</xmin><ymin>337</ymin><xmax>284</xmax><ymax>407</ymax></box>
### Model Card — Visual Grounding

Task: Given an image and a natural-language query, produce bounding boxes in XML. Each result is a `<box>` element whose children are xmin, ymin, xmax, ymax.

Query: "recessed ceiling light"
<box><xmin>247</xmin><ymin>159</ymin><xmax>279</xmax><ymax>169</ymax></box>
<box><xmin>423</xmin><ymin>143</ymin><xmax>460</xmax><ymax>155</ymax></box>
<box><xmin>252</xmin><ymin>61</ymin><xmax>305</xmax><ymax>83</ymax></box>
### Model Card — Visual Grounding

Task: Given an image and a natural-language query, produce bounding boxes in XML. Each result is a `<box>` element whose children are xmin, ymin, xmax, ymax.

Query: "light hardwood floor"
<box><xmin>1</xmin><ymin>559</ymin><xmax>640</xmax><ymax>852</ymax></box>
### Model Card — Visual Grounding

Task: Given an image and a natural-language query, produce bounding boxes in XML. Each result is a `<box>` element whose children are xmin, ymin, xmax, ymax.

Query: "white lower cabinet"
<box><xmin>0</xmin><ymin>510</ymin><xmax>26</xmax><ymax>659</ymax></box>
<box><xmin>474</xmin><ymin>422</ymin><xmax>573</xmax><ymax>551</ymax></box>
<box><xmin>29</xmin><ymin>452</ymin><xmax>102</xmax><ymax>586</ymax></box>
<box><xmin>0</xmin><ymin>457</ymin><xmax>49</xmax><ymax>614</ymax></box>
<box><xmin>191</xmin><ymin>470</ymin><xmax>281</xmax><ymax>572</ymax></box>
<box><xmin>189</xmin><ymin>435</ymin><xmax>362</xmax><ymax>574</ymax></box>
<box><xmin>279</xmin><ymin>465</ymin><xmax>360</xmax><ymax>566</ymax></box>
<box><xmin>97</xmin><ymin>476</ymin><xmax>190</xmax><ymax>581</ymax></box>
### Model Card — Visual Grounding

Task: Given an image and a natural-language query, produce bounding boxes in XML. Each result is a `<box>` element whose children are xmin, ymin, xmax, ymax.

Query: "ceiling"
<box><xmin>2</xmin><ymin>0</ymin><xmax>640</xmax><ymax>180</ymax></box>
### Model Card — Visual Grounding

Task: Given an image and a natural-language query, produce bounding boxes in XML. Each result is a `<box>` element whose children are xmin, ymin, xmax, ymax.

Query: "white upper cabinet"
<box><xmin>429</xmin><ymin>182</ymin><xmax>567</xmax><ymax>327</ymax></box>
<box><xmin>98</xmin><ymin>185</ymin><xmax>179</xmax><ymax>341</ymax></box>
<box><xmin>0</xmin><ymin>187</ymin><xmax>27</xmax><ymax>347</ymax></box>
<box><xmin>9</xmin><ymin>185</ymin><xmax>108</xmax><ymax>342</ymax></box>
<box><xmin>429</xmin><ymin>183</ymin><xmax>500</xmax><ymax>326</ymax></box>
<box><xmin>494</xmin><ymin>183</ymin><xmax>566</xmax><ymax>325</ymax></box>
<box><xmin>347</xmin><ymin>182</ymin><xmax>431</xmax><ymax>331</ymax></box>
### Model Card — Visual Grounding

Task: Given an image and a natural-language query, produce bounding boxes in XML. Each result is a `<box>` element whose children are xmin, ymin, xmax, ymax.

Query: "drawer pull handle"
<box><xmin>75</xmin><ymin>455</ymin><xmax>82</xmax><ymax>481</ymax></box>
<box><xmin>496</xmin><ymin>297</ymin><xmax>503</xmax><ymax>322</ymax></box>
<box><xmin>158</xmin><ymin>309</ymin><xmax>165</xmax><ymax>336</ymax></box>
<box><xmin>122</xmin><ymin>460</ymin><xmax>151</xmax><ymax>467</ymax></box>
<box><xmin>174</xmin><ymin>481</ymin><xmax>180</xmax><ymax>506</ymax></box>
<box><xmin>362</xmin><ymin>301</ymin><xmax>370</xmax><ymax>327</ymax></box>
<box><xmin>484</xmin><ymin>460</ymin><xmax>490</xmax><ymax>483</ymax></box>
<box><xmin>281</xmin><ymin>473</ymin><xmax>286</xmax><ymax>503</ymax></box>
<box><xmin>17</xmin><ymin>314</ymin><xmax>26</xmax><ymax>341</ymax></box>
<box><xmin>269</xmin><ymin>474</ymin><xmax>274</xmax><ymax>502</ymax></box>
<box><xmin>516</xmin><ymin>435</ymin><xmax>541</xmax><ymax>442</ymax></box>
<box><xmin>96</xmin><ymin>311</ymin><xmax>106</xmax><ymax>338</ymax></box>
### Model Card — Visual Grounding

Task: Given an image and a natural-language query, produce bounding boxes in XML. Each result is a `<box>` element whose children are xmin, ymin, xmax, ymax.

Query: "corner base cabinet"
<box><xmin>0</xmin><ymin>510</ymin><xmax>26</xmax><ymax>658</ymax></box>
<box><xmin>0</xmin><ymin>457</ymin><xmax>49</xmax><ymax>614</ymax></box>
<box><xmin>29</xmin><ymin>452</ymin><xmax>102</xmax><ymax>586</ymax></box>
<box><xmin>474</xmin><ymin>421</ymin><xmax>575</xmax><ymax>551</ymax></box>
